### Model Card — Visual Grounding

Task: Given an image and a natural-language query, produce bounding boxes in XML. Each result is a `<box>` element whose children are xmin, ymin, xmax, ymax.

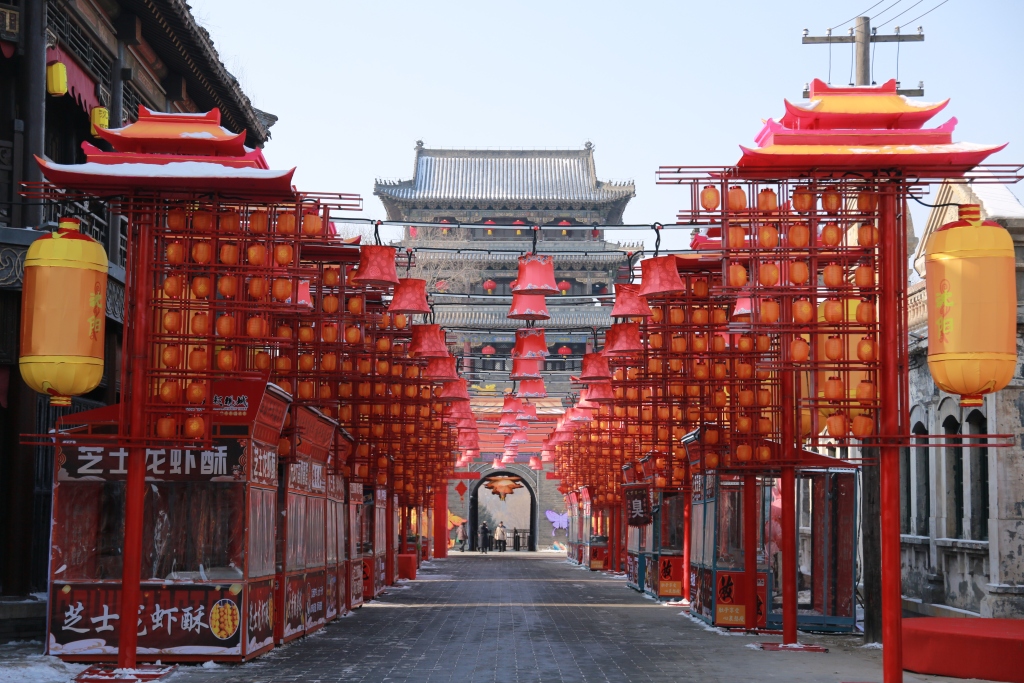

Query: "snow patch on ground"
<box><xmin>201</xmin><ymin>660</ymin><xmax>220</xmax><ymax>668</ymax></box>
<box><xmin>745</xmin><ymin>643</ymin><xmax>762</xmax><ymax>650</ymax></box>
<box><xmin>678</xmin><ymin>610</ymin><xmax>749</xmax><ymax>636</ymax></box>
<box><xmin>860</xmin><ymin>642</ymin><xmax>883</xmax><ymax>649</ymax></box>
<box><xmin>0</xmin><ymin>652</ymin><xmax>87</xmax><ymax>683</ymax></box>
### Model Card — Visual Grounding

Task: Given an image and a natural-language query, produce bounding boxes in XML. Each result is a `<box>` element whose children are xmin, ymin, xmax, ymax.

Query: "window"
<box><xmin>966</xmin><ymin>410</ymin><xmax>989</xmax><ymax>541</ymax></box>
<box><xmin>943</xmin><ymin>415</ymin><xmax>963</xmax><ymax>539</ymax></box>
<box><xmin>900</xmin><ymin>446</ymin><xmax>911</xmax><ymax>534</ymax></box>
<box><xmin>913</xmin><ymin>422</ymin><xmax>930</xmax><ymax>536</ymax></box>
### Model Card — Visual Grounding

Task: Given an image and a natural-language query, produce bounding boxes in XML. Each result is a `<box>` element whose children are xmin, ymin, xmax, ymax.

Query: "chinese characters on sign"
<box><xmin>624</xmin><ymin>486</ymin><xmax>652</xmax><ymax>527</ymax></box>
<box><xmin>58</xmin><ymin>439</ymin><xmax>245</xmax><ymax>482</ymax></box>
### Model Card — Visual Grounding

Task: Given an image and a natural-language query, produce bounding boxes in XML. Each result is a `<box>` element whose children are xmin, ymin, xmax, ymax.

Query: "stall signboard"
<box><xmin>657</xmin><ymin>557</ymin><xmax>685</xmax><ymax>597</ymax></box>
<box><xmin>626</xmin><ymin>554</ymin><xmax>639</xmax><ymax>586</ymax></box>
<box><xmin>50</xmin><ymin>583</ymin><xmax>243</xmax><ymax>657</ymax></box>
<box><xmin>624</xmin><ymin>486</ymin><xmax>652</xmax><ymax>527</ymax></box>
<box><xmin>713</xmin><ymin>571</ymin><xmax>767</xmax><ymax>628</ymax></box>
<box><xmin>57</xmin><ymin>439</ymin><xmax>246</xmax><ymax>482</ymax></box>
<box><xmin>246</xmin><ymin>580</ymin><xmax>274</xmax><ymax>655</ymax></box>
<box><xmin>281</xmin><ymin>575</ymin><xmax>305</xmax><ymax>640</ymax></box>
<box><xmin>305</xmin><ymin>571</ymin><xmax>326</xmax><ymax>632</ymax></box>
<box><xmin>325</xmin><ymin>572</ymin><xmax>338</xmax><ymax>621</ymax></box>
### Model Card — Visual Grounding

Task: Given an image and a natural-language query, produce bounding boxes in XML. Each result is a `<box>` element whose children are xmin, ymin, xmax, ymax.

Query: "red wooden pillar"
<box><xmin>117</xmin><ymin>214</ymin><xmax>154</xmax><ymax>669</ymax></box>
<box><xmin>433</xmin><ymin>484</ymin><xmax>448</xmax><ymax>559</ymax></box>
<box><xmin>878</xmin><ymin>185</ymin><xmax>904</xmax><ymax>682</ymax></box>
<box><xmin>386</xmin><ymin>491</ymin><xmax>395</xmax><ymax>585</ymax></box>
<box><xmin>399</xmin><ymin>505</ymin><xmax>408</xmax><ymax>554</ymax></box>
<box><xmin>743</xmin><ymin>474</ymin><xmax>758</xmax><ymax>630</ymax></box>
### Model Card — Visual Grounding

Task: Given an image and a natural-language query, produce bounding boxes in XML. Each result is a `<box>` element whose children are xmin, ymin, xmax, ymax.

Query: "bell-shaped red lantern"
<box><xmin>438</xmin><ymin>378</ymin><xmax>470</xmax><ymax>401</ymax></box>
<box><xmin>516</xmin><ymin>403</ymin><xmax>539</xmax><ymax>421</ymax></box>
<box><xmin>409</xmin><ymin>324</ymin><xmax>449</xmax><ymax>357</ymax></box>
<box><xmin>578</xmin><ymin>353</ymin><xmax>611</xmax><ymax>381</ymax></box>
<box><xmin>516</xmin><ymin>379</ymin><xmax>547</xmax><ymax>398</ymax></box>
<box><xmin>512</xmin><ymin>253</ymin><xmax>559</xmax><ymax>295</ymax></box>
<box><xmin>511</xmin><ymin>328</ymin><xmax>549</xmax><ymax>358</ymax></box>
<box><xmin>508</xmin><ymin>292</ymin><xmax>550</xmax><ymax>320</ymax></box>
<box><xmin>584</xmin><ymin>380</ymin><xmax>614</xmax><ymax>402</ymax></box>
<box><xmin>388</xmin><ymin>278</ymin><xmax>430</xmax><ymax>314</ymax></box>
<box><xmin>611</xmin><ymin>283</ymin><xmax>653</xmax><ymax>317</ymax></box>
<box><xmin>557</xmin><ymin>345</ymin><xmax>572</xmax><ymax>356</ymax></box>
<box><xmin>529</xmin><ymin>456</ymin><xmax>543</xmax><ymax>470</ymax></box>
<box><xmin>602</xmin><ymin>322</ymin><xmax>643</xmax><ymax>356</ymax></box>
<box><xmin>353</xmin><ymin>245</ymin><xmax>400</xmax><ymax>287</ymax></box>
<box><xmin>510</xmin><ymin>430</ymin><xmax>529</xmax><ymax>445</ymax></box>
<box><xmin>510</xmin><ymin>358</ymin><xmax>543</xmax><ymax>379</ymax></box>
<box><xmin>424</xmin><ymin>356</ymin><xmax>459</xmax><ymax>382</ymax></box>
<box><xmin>482</xmin><ymin>278</ymin><xmax>497</xmax><ymax>293</ymax></box>
<box><xmin>498</xmin><ymin>413</ymin><xmax>520</xmax><ymax>432</ymax></box>
<box><xmin>638</xmin><ymin>255</ymin><xmax>684</xmax><ymax>296</ymax></box>
<box><xmin>557</xmin><ymin>280</ymin><xmax>572</xmax><ymax>295</ymax></box>
<box><xmin>481</xmin><ymin>344</ymin><xmax>496</xmax><ymax>355</ymax></box>
<box><xmin>501</xmin><ymin>395</ymin><xmax>524</xmax><ymax>414</ymax></box>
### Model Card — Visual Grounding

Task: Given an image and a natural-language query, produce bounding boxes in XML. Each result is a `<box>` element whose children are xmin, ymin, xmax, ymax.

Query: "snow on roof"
<box><xmin>44</xmin><ymin>161</ymin><xmax>292</xmax><ymax>180</ymax></box>
<box><xmin>973</xmin><ymin>182</ymin><xmax>1024</xmax><ymax>220</ymax></box>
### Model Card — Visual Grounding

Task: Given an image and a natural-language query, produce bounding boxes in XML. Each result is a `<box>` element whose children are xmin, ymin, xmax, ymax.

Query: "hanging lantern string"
<box><xmin>651</xmin><ymin>222</ymin><xmax>662</xmax><ymax>257</ymax></box>
<box><xmin>531</xmin><ymin>225</ymin><xmax>540</xmax><ymax>254</ymax></box>
<box><xmin>626</xmin><ymin>251</ymin><xmax>642</xmax><ymax>284</ymax></box>
<box><xmin>374</xmin><ymin>220</ymin><xmax>383</xmax><ymax>246</ymax></box>
<box><xmin>591</xmin><ymin>327</ymin><xmax>600</xmax><ymax>349</ymax></box>
<box><xmin>405</xmin><ymin>247</ymin><xmax>413</xmax><ymax>275</ymax></box>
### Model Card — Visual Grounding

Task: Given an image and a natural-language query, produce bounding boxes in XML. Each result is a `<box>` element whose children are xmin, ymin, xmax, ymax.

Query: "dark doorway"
<box><xmin>468</xmin><ymin>471</ymin><xmax>537</xmax><ymax>551</ymax></box>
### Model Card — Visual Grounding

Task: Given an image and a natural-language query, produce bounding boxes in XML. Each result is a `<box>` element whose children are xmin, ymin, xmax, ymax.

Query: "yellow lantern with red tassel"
<box><xmin>20</xmin><ymin>218</ymin><xmax>108</xmax><ymax>406</ymax></box>
<box><xmin>925</xmin><ymin>204</ymin><xmax>1017</xmax><ymax>406</ymax></box>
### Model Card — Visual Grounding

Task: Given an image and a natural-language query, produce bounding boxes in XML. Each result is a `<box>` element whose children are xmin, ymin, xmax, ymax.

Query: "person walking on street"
<box><xmin>494</xmin><ymin>522</ymin><xmax>507</xmax><ymax>552</ymax></box>
<box><xmin>456</xmin><ymin>522</ymin><xmax>468</xmax><ymax>552</ymax></box>
<box><xmin>479</xmin><ymin>522</ymin><xmax>489</xmax><ymax>554</ymax></box>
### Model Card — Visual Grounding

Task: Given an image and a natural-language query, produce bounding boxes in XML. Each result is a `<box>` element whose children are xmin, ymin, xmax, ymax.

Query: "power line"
<box><xmin>876</xmin><ymin>0</ymin><xmax>925</xmax><ymax>28</ymax></box>
<box><xmin>831</xmin><ymin>0</ymin><xmax>887</xmax><ymax>29</ymax></box>
<box><xmin>871</xmin><ymin>0</ymin><xmax>905</xmax><ymax>21</ymax></box>
<box><xmin>901</xmin><ymin>0</ymin><xmax>950</xmax><ymax>26</ymax></box>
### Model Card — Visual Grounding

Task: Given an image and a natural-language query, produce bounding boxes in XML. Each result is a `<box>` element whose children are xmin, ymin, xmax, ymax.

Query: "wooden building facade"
<box><xmin>0</xmin><ymin>0</ymin><xmax>273</xmax><ymax>635</ymax></box>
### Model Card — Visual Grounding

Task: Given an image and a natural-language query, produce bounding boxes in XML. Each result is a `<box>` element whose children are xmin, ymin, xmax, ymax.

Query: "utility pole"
<box><xmin>802</xmin><ymin>15</ymin><xmax>924</xmax><ymax>93</ymax></box>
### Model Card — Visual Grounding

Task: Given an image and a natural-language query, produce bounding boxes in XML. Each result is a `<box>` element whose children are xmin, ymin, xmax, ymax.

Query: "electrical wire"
<box><xmin>875</xmin><ymin>0</ymin><xmax>924</xmax><ymax>28</ymax></box>
<box><xmin>830</xmin><ymin>0</ymin><xmax>887</xmax><ymax>30</ymax></box>
<box><xmin>910</xmin><ymin>195</ymin><xmax>960</xmax><ymax>209</ymax></box>
<box><xmin>870</xmin><ymin>0</ymin><xmax>905</xmax><ymax>22</ymax></box>
<box><xmin>901</xmin><ymin>0</ymin><xmax>950</xmax><ymax>26</ymax></box>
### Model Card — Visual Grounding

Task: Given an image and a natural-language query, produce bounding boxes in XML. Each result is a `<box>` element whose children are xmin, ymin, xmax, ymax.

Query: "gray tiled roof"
<box><xmin>375</xmin><ymin>144</ymin><xmax>635</xmax><ymax>204</ymax></box>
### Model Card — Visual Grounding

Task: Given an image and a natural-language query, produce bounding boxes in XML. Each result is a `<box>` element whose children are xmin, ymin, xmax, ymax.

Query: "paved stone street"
<box><xmin>159</xmin><ymin>553</ymin><xmax>991</xmax><ymax>683</ymax></box>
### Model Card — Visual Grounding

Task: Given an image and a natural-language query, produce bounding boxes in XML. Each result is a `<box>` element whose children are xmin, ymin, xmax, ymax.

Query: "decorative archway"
<box><xmin>467</xmin><ymin>469</ymin><xmax>538</xmax><ymax>551</ymax></box>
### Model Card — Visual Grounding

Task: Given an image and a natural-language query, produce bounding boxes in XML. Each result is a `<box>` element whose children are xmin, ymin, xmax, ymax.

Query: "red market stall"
<box><xmin>47</xmin><ymin>379</ymin><xmax>289</xmax><ymax>662</ymax></box>
<box><xmin>363</xmin><ymin>486</ymin><xmax>388</xmax><ymax>599</ymax></box>
<box><xmin>274</xmin><ymin>405</ymin><xmax>336</xmax><ymax>644</ymax></box>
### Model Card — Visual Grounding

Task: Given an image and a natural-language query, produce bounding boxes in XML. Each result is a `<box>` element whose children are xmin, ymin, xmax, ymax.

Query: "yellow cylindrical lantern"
<box><xmin>90</xmin><ymin>107</ymin><xmax>109</xmax><ymax>136</ymax></box>
<box><xmin>46</xmin><ymin>62</ymin><xmax>68</xmax><ymax>96</ymax></box>
<box><xmin>20</xmin><ymin>217</ymin><xmax>108</xmax><ymax>406</ymax></box>
<box><xmin>926</xmin><ymin>204</ymin><xmax>1017</xmax><ymax>407</ymax></box>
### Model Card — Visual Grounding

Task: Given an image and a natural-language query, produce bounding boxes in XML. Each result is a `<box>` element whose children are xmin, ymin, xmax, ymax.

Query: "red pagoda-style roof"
<box><xmin>37</xmin><ymin>106</ymin><xmax>297</xmax><ymax>199</ymax></box>
<box><xmin>736</xmin><ymin>78</ymin><xmax>1005</xmax><ymax>175</ymax></box>
<box><xmin>780</xmin><ymin>79</ymin><xmax>948</xmax><ymax>130</ymax></box>
<box><xmin>95</xmin><ymin>107</ymin><xmax>252</xmax><ymax>157</ymax></box>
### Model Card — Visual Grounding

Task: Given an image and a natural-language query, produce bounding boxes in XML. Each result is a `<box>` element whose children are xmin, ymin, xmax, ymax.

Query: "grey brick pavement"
<box><xmin>167</xmin><ymin>553</ymin><xmax>995</xmax><ymax>683</ymax></box>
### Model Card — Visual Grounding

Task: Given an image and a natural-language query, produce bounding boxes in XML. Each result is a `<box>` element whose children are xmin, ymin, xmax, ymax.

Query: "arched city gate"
<box><xmin>468</xmin><ymin>469</ymin><xmax>538</xmax><ymax>551</ymax></box>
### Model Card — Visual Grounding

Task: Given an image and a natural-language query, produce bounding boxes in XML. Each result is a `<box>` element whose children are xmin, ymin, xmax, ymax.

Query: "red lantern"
<box><xmin>638</xmin><ymin>255</ymin><xmax>684</xmax><ymax>297</ymax></box>
<box><xmin>584</xmin><ymin>381</ymin><xmax>614</xmax><ymax>402</ymax></box>
<box><xmin>508</xmin><ymin>292</ymin><xmax>550</xmax><ymax>320</ymax></box>
<box><xmin>516</xmin><ymin>379</ymin><xmax>546</xmax><ymax>398</ymax></box>
<box><xmin>611</xmin><ymin>283</ymin><xmax>653</xmax><ymax>317</ymax></box>
<box><xmin>501</xmin><ymin>395</ymin><xmax>524</xmax><ymax>414</ymax></box>
<box><xmin>557</xmin><ymin>280</ymin><xmax>572</xmax><ymax>295</ymax></box>
<box><xmin>511</xmin><ymin>328</ymin><xmax>549</xmax><ymax>359</ymax></box>
<box><xmin>481</xmin><ymin>345</ymin><xmax>496</xmax><ymax>355</ymax></box>
<box><xmin>353</xmin><ymin>245</ymin><xmax>400</xmax><ymax>287</ymax></box>
<box><xmin>482</xmin><ymin>279</ymin><xmax>497</xmax><ymax>293</ymax></box>
<box><xmin>579</xmin><ymin>353</ymin><xmax>611</xmax><ymax>381</ymax></box>
<box><xmin>409</xmin><ymin>324</ymin><xmax>449</xmax><ymax>357</ymax></box>
<box><xmin>602</xmin><ymin>322</ymin><xmax>642</xmax><ymax>356</ymax></box>
<box><xmin>424</xmin><ymin>356</ymin><xmax>459</xmax><ymax>382</ymax></box>
<box><xmin>510</xmin><ymin>358</ymin><xmax>544</xmax><ymax>379</ymax></box>
<box><xmin>557</xmin><ymin>345</ymin><xmax>572</xmax><ymax>356</ymax></box>
<box><xmin>439</xmin><ymin>378</ymin><xmax>471</xmax><ymax>402</ymax></box>
<box><xmin>512</xmin><ymin>253</ymin><xmax>559</xmax><ymax>295</ymax></box>
<box><xmin>388</xmin><ymin>278</ymin><xmax>431</xmax><ymax>314</ymax></box>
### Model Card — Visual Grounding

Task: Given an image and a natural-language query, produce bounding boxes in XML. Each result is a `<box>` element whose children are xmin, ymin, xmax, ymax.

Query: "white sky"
<box><xmin>190</xmin><ymin>0</ymin><xmax>1024</xmax><ymax>251</ymax></box>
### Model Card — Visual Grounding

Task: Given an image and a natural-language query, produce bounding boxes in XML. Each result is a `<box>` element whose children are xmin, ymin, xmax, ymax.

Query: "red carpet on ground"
<box><xmin>903</xmin><ymin>617</ymin><xmax>1024</xmax><ymax>683</ymax></box>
